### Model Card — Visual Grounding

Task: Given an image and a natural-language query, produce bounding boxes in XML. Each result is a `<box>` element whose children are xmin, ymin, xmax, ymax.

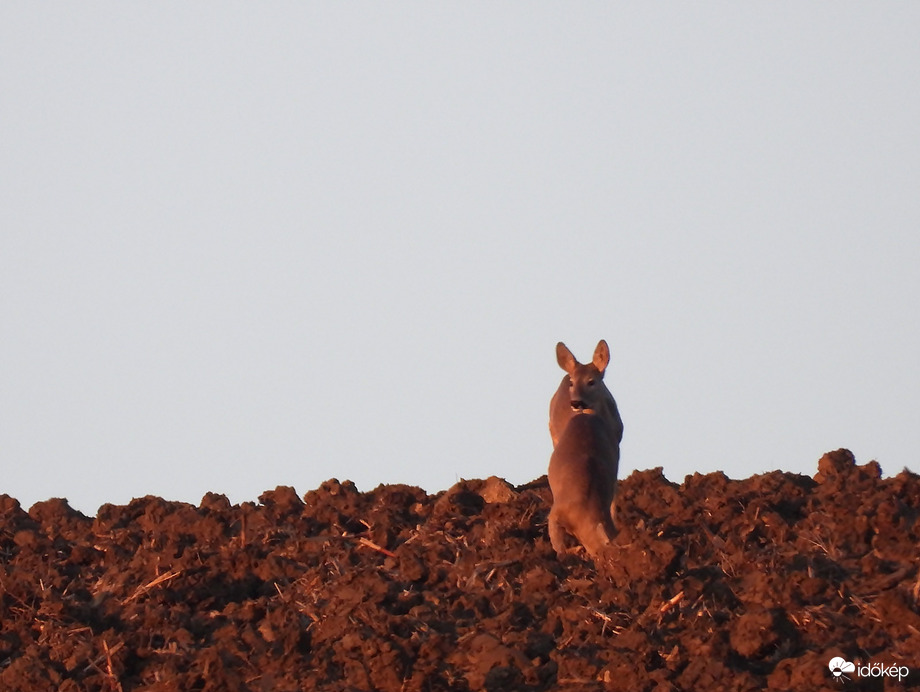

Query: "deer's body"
<box><xmin>547</xmin><ymin>340</ymin><xmax>622</xmax><ymax>557</ymax></box>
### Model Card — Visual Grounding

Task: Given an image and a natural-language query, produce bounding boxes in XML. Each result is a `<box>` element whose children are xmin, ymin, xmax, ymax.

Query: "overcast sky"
<box><xmin>2</xmin><ymin>4</ymin><xmax>918</xmax><ymax>515</ymax></box>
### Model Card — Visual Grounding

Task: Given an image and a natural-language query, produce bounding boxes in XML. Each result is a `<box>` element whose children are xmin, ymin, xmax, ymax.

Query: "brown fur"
<box><xmin>548</xmin><ymin>412</ymin><xmax>618</xmax><ymax>556</ymax></box>
<box><xmin>547</xmin><ymin>340</ymin><xmax>622</xmax><ymax>557</ymax></box>
<box><xmin>549</xmin><ymin>340</ymin><xmax>623</xmax><ymax>449</ymax></box>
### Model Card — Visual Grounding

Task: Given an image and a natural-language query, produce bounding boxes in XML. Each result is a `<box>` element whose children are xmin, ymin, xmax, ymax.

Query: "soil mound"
<box><xmin>1</xmin><ymin>449</ymin><xmax>918</xmax><ymax>691</ymax></box>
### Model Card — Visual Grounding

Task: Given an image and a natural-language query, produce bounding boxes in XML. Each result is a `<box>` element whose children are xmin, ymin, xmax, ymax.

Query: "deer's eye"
<box><xmin>587</xmin><ymin>379</ymin><xmax>595</xmax><ymax>386</ymax></box>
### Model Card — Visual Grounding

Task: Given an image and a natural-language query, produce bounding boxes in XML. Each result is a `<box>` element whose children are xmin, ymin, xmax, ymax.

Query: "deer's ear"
<box><xmin>556</xmin><ymin>342</ymin><xmax>577</xmax><ymax>374</ymax></box>
<box><xmin>592</xmin><ymin>340</ymin><xmax>610</xmax><ymax>373</ymax></box>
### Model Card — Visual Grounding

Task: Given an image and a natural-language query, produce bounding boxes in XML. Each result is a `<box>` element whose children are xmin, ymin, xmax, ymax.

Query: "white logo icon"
<box><xmin>829</xmin><ymin>657</ymin><xmax>856</xmax><ymax>682</ymax></box>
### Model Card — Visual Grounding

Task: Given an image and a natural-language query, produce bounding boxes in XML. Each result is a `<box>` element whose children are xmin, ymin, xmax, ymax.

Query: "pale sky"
<box><xmin>2</xmin><ymin>5</ymin><xmax>918</xmax><ymax>515</ymax></box>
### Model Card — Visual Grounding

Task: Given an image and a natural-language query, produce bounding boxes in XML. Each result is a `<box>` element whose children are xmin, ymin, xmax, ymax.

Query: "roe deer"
<box><xmin>547</xmin><ymin>340</ymin><xmax>623</xmax><ymax>557</ymax></box>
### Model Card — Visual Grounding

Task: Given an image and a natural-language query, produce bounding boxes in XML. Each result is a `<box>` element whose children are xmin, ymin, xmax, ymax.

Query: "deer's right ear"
<box><xmin>556</xmin><ymin>342</ymin><xmax>577</xmax><ymax>374</ymax></box>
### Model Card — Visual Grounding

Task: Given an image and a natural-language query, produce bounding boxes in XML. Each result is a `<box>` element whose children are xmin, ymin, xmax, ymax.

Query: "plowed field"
<box><xmin>1</xmin><ymin>449</ymin><xmax>918</xmax><ymax>691</ymax></box>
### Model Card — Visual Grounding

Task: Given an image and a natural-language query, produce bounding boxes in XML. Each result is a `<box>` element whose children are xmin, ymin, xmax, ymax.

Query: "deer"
<box><xmin>547</xmin><ymin>340</ymin><xmax>623</xmax><ymax>557</ymax></box>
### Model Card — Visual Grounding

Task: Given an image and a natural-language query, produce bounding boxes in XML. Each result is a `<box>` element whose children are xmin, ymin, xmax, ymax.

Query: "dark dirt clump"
<box><xmin>1</xmin><ymin>449</ymin><xmax>918</xmax><ymax>691</ymax></box>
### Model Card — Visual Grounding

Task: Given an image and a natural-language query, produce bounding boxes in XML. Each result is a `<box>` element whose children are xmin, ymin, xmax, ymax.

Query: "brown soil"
<box><xmin>1</xmin><ymin>449</ymin><xmax>918</xmax><ymax>691</ymax></box>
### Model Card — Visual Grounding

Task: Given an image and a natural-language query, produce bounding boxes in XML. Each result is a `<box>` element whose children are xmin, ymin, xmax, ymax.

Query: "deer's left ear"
<box><xmin>592</xmin><ymin>340</ymin><xmax>609</xmax><ymax>373</ymax></box>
